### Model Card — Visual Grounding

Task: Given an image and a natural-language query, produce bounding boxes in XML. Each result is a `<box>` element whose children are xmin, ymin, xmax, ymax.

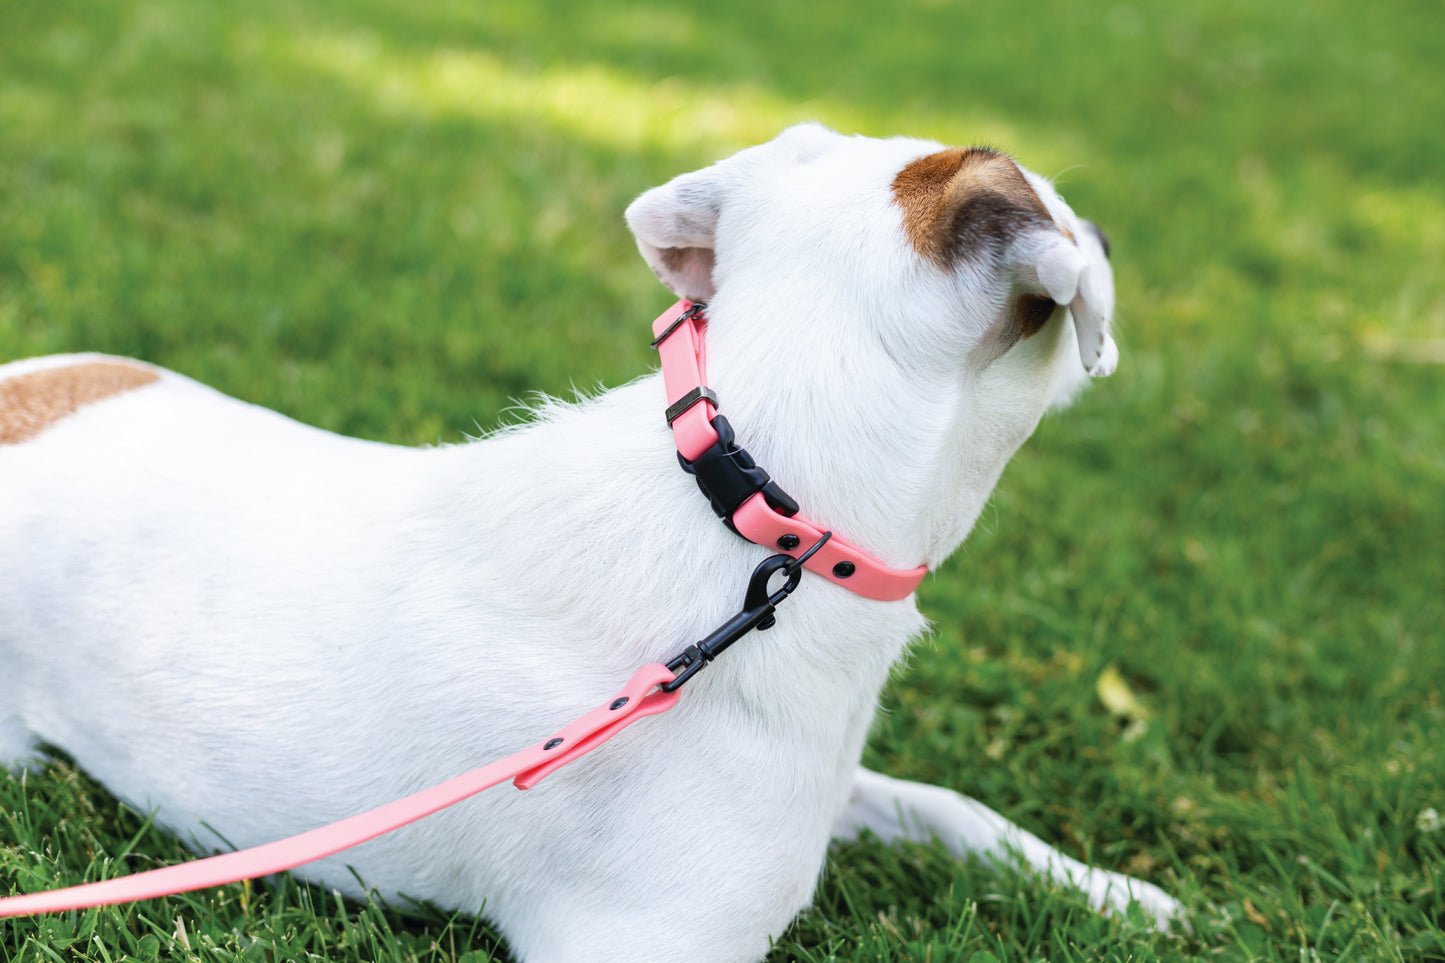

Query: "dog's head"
<box><xmin>626</xmin><ymin>125</ymin><xmax>1118</xmax><ymax>560</ymax></box>
<box><xmin>627</xmin><ymin>123</ymin><xmax>1114</xmax><ymax>391</ymax></box>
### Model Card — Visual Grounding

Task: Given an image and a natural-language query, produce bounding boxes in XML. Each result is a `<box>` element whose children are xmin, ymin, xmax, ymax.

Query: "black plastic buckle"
<box><xmin>661</xmin><ymin>533</ymin><xmax>831</xmax><ymax>692</ymax></box>
<box><xmin>678</xmin><ymin>414</ymin><xmax>800</xmax><ymax>531</ymax></box>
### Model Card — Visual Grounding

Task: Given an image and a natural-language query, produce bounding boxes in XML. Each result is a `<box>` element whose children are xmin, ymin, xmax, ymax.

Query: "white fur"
<box><xmin>0</xmin><ymin>126</ymin><xmax>1178</xmax><ymax>960</ymax></box>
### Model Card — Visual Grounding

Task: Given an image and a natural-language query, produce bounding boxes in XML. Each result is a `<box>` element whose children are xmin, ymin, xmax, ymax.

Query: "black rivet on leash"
<box><xmin>610</xmin><ymin>697</ymin><xmax>629</xmax><ymax>710</ymax></box>
<box><xmin>544</xmin><ymin>738</ymin><xmax>564</xmax><ymax>750</ymax></box>
<box><xmin>777</xmin><ymin>534</ymin><xmax>801</xmax><ymax>550</ymax></box>
<box><xmin>832</xmin><ymin>561</ymin><xmax>856</xmax><ymax>579</ymax></box>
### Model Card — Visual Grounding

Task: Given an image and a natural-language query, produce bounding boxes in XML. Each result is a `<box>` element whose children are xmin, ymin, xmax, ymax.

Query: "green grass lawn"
<box><xmin>3</xmin><ymin>0</ymin><xmax>1443</xmax><ymax>959</ymax></box>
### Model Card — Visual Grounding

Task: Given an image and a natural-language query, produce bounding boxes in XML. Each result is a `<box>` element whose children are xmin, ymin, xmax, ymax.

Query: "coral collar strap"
<box><xmin>652</xmin><ymin>300</ymin><xmax>927</xmax><ymax>602</ymax></box>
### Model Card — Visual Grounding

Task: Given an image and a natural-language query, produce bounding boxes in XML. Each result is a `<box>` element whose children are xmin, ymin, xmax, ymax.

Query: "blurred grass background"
<box><xmin>2</xmin><ymin>0</ymin><xmax>1442</xmax><ymax>960</ymax></box>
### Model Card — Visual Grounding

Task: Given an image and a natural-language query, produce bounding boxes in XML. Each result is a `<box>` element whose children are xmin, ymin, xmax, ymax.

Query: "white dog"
<box><xmin>0</xmin><ymin>124</ymin><xmax>1179</xmax><ymax>961</ymax></box>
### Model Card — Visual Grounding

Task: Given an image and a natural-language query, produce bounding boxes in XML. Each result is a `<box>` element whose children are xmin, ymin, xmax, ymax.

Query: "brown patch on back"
<box><xmin>0</xmin><ymin>361</ymin><xmax>160</xmax><ymax>445</ymax></box>
<box><xmin>892</xmin><ymin>148</ymin><xmax>1056</xmax><ymax>267</ymax></box>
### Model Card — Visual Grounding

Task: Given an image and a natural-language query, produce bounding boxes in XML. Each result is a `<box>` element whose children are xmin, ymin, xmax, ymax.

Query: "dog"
<box><xmin>1</xmin><ymin>124</ymin><xmax>1180</xmax><ymax>961</ymax></box>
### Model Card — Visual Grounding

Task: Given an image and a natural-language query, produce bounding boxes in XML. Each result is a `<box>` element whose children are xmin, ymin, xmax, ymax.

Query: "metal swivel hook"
<box><xmin>661</xmin><ymin>532</ymin><xmax>832</xmax><ymax>692</ymax></box>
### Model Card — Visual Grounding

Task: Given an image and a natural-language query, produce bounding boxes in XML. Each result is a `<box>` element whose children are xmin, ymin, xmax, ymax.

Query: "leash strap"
<box><xmin>0</xmin><ymin>664</ymin><xmax>680</xmax><ymax>918</ymax></box>
<box><xmin>652</xmin><ymin>300</ymin><xmax>928</xmax><ymax>602</ymax></box>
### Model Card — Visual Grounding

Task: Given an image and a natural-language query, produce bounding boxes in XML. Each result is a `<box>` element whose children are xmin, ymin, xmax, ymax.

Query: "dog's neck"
<box><xmin>682</xmin><ymin>288</ymin><xmax>1056</xmax><ymax>574</ymax></box>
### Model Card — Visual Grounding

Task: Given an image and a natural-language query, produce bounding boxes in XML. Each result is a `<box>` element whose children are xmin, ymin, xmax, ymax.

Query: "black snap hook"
<box><xmin>658</xmin><ymin>532</ymin><xmax>831</xmax><ymax>694</ymax></box>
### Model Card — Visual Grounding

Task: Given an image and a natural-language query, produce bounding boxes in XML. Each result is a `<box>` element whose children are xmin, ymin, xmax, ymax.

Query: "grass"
<box><xmin>2</xmin><ymin>0</ymin><xmax>1443</xmax><ymax>959</ymax></box>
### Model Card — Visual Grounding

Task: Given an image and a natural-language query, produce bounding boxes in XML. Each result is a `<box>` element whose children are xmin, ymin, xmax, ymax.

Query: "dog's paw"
<box><xmin>1089</xmin><ymin>871</ymin><xmax>1189</xmax><ymax>934</ymax></box>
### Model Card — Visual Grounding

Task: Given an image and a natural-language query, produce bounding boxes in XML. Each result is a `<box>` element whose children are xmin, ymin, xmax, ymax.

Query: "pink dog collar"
<box><xmin>652</xmin><ymin>300</ymin><xmax>927</xmax><ymax>602</ymax></box>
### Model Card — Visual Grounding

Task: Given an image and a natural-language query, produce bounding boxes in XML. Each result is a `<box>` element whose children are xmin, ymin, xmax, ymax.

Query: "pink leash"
<box><xmin>0</xmin><ymin>663</ymin><xmax>680</xmax><ymax>917</ymax></box>
<box><xmin>0</xmin><ymin>529</ymin><xmax>831</xmax><ymax>917</ymax></box>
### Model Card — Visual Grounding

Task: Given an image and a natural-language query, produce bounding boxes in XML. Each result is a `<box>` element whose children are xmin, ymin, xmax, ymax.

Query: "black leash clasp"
<box><xmin>661</xmin><ymin>532</ymin><xmax>832</xmax><ymax>692</ymax></box>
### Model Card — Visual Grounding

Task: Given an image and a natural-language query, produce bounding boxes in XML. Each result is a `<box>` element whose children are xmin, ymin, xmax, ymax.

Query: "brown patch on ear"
<box><xmin>892</xmin><ymin>148</ymin><xmax>1057</xmax><ymax>267</ymax></box>
<box><xmin>1</xmin><ymin>361</ymin><xmax>160</xmax><ymax>445</ymax></box>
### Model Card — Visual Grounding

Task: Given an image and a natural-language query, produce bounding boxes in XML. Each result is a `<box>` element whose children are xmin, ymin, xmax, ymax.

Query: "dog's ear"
<box><xmin>893</xmin><ymin>148</ymin><xmax>1117</xmax><ymax>376</ymax></box>
<box><xmin>1015</xmin><ymin>227</ymin><xmax>1117</xmax><ymax>377</ymax></box>
<box><xmin>626</xmin><ymin>124</ymin><xmax>846</xmax><ymax>300</ymax></box>
<box><xmin>625</xmin><ymin>168</ymin><xmax>724</xmax><ymax>301</ymax></box>
<box><xmin>1071</xmin><ymin>224</ymin><xmax>1117</xmax><ymax>377</ymax></box>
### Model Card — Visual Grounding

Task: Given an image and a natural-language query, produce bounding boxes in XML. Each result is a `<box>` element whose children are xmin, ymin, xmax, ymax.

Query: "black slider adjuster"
<box><xmin>665</xmin><ymin>386</ymin><xmax>720</xmax><ymax>426</ymax></box>
<box><xmin>649</xmin><ymin>301</ymin><xmax>706</xmax><ymax>349</ymax></box>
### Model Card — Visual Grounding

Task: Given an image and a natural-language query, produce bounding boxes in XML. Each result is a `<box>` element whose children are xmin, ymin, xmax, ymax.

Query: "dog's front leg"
<box><xmin>832</xmin><ymin>767</ymin><xmax>1185</xmax><ymax>931</ymax></box>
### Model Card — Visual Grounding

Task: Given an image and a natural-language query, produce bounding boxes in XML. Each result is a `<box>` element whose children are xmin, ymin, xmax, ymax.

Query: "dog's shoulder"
<box><xmin>0</xmin><ymin>354</ymin><xmax>162</xmax><ymax>446</ymax></box>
